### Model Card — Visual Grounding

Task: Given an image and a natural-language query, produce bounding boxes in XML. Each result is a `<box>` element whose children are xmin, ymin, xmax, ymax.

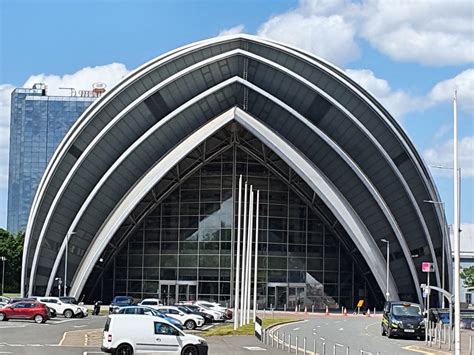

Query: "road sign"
<box><xmin>254</xmin><ymin>316</ymin><xmax>262</xmax><ymax>340</ymax></box>
<box><xmin>357</xmin><ymin>300</ymin><xmax>364</xmax><ymax>308</ymax></box>
<box><xmin>422</xmin><ymin>262</ymin><xmax>434</xmax><ymax>272</ymax></box>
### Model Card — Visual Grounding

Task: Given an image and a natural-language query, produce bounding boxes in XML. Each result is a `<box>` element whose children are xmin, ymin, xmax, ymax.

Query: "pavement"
<box><xmin>0</xmin><ymin>312</ymin><xmax>472</xmax><ymax>354</ymax></box>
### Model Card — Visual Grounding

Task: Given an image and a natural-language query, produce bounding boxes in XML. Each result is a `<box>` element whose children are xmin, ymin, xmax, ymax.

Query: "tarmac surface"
<box><xmin>0</xmin><ymin>312</ymin><xmax>471</xmax><ymax>354</ymax></box>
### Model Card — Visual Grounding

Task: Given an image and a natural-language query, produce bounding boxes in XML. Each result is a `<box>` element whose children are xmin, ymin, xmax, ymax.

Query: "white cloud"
<box><xmin>257</xmin><ymin>0</ymin><xmax>359</xmax><ymax>66</ymax></box>
<box><xmin>450</xmin><ymin>223</ymin><xmax>474</xmax><ymax>253</ymax></box>
<box><xmin>424</xmin><ymin>136</ymin><xmax>474</xmax><ymax>177</ymax></box>
<box><xmin>254</xmin><ymin>0</ymin><xmax>473</xmax><ymax>67</ymax></box>
<box><xmin>0</xmin><ymin>63</ymin><xmax>129</xmax><ymax>228</ymax></box>
<box><xmin>23</xmin><ymin>63</ymin><xmax>129</xmax><ymax>96</ymax></box>
<box><xmin>355</xmin><ymin>0</ymin><xmax>474</xmax><ymax>66</ymax></box>
<box><xmin>345</xmin><ymin>68</ymin><xmax>423</xmax><ymax>119</ymax></box>
<box><xmin>218</xmin><ymin>24</ymin><xmax>245</xmax><ymax>37</ymax></box>
<box><xmin>427</xmin><ymin>69</ymin><xmax>474</xmax><ymax>112</ymax></box>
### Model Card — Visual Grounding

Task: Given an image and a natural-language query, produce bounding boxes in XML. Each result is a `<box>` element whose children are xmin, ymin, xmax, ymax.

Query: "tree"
<box><xmin>0</xmin><ymin>229</ymin><xmax>24</xmax><ymax>294</ymax></box>
<box><xmin>460</xmin><ymin>265</ymin><xmax>474</xmax><ymax>288</ymax></box>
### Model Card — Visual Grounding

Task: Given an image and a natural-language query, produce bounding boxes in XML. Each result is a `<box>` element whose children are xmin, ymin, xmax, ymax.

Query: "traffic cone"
<box><xmin>325</xmin><ymin>305</ymin><xmax>329</xmax><ymax>316</ymax></box>
<box><xmin>294</xmin><ymin>305</ymin><xmax>298</xmax><ymax>313</ymax></box>
<box><xmin>367</xmin><ymin>309</ymin><xmax>371</xmax><ymax>317</ymax></box>
<box><xmin>304</xmin><ymin>305</ymin><xmax>308</xmax><ymax>316</ymax></box>
<box><xmin>344</xmin><ymin>307</ymin><xmax>348</xmax><ymax>316</ymax></box>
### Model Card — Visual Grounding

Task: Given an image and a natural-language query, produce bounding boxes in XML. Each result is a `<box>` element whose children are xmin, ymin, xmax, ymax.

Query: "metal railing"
<box><xmin>262</xmin><ymin>327</ymin><xmax>381</xmax><ymax>355</ymax></box>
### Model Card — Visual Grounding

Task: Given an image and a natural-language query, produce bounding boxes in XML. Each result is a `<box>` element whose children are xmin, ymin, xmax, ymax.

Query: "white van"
<box><xmin>102</xmin><ymin>314</ymin><xmax>208</xmax><ymax>355</ymax></box>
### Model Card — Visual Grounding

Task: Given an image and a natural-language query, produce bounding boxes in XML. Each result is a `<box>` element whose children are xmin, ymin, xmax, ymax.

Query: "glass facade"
<box><xmin>7</xmin><ymin>87</ymin><xmax>95</xmax><ymax>232</ymax></box>
<box><xmin>95</xmin><ymin>147</ymin><xmax>370</xmax><ymax>309</ymax></box>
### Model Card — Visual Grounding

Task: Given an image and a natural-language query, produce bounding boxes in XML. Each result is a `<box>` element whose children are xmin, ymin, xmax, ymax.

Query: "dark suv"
<box><xmin>381</xmin><ymin>301</ymin><xmax>425</xmax><ymax>338</ymax></box>
<box><xmin>109</xmin><ymin>296</ymin><xmax>134</xmax><ymax>314</ymax></box>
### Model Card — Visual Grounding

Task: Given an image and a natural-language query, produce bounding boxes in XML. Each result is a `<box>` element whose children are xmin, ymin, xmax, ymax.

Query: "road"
<box><xmin>0</xmin><ymin>315</ymin><xmax>289</xmax><ymax>354</ymax></box>
<box><xmin>274</xmin><ymin>314</ymin><xmax>451</xmax><ymax>355</ymax></box>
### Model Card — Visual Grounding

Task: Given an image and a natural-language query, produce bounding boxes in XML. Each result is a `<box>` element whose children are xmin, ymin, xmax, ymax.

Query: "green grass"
<box><xmin>2</xmin><ymin>293</ymin><xmax>20</xmax><ymax>298</ymax></box>
<box><xmin>203</xmin><ymin>316</ymin><xmax>302</xmax><ymax>336</ymax></box>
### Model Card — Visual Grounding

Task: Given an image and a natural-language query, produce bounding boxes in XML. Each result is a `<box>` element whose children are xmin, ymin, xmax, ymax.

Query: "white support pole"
<box><xmin>453</xmin><ymin>91</ymin><xmax>460</xmax><ymax>355</ymax></box>
<box><xmin>246</xmin><ymin>187</ymin><xmax>254</xmax><ymax>324</ymax></box>
<box><xmin>240</xmin><ymin>182</ymin><xmax>248</xmax><ymax>327</ymax></box>
<box><xmin>234</xmin><ymin>175</ymin><xmax>243</xmax><ymax>330</ymax></box>
<box><xmin>253</xmin><ymin>190</ymin><xmax>260</xmax><ymax>322</ymax></box>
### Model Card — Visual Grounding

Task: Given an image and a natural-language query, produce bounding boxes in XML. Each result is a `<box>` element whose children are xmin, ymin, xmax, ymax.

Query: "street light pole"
<box><xmin>453</xmin><ymin>91</ymin><xmax>460</xmax><ymax>355</ymax></box>
<box><xmin>1</xmin><ymin>256</ymin><xmax>6</xmax><ymax>296</ymax></box>
<box><xmin>381</xmin><ymin>239</ymin><xmax>390</xmax><ymax>300</ymax></box>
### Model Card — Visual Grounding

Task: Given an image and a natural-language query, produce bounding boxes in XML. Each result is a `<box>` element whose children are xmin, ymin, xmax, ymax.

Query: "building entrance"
<box><xmin>160</xmin><ymin>281</ymin><xmax>197</xmax><ymax>305</ymax></box>
<box><xmin>267</xmin><ymin>283</ymin><xmax>306</xmax><ymax>310</ymax></box>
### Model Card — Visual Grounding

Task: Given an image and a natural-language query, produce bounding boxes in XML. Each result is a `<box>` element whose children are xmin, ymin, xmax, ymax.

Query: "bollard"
<box><xmin>271</xmin><ymin>330</ymin><xmax>274</xmax><ymax>347</ymax></box>
<box><xmin>333</xmin><ymin>344</ymin><xmax>336</xmax><ymax>355</ymax></box>
<box><xmin>284</xmin><ymin>304</ymin><xmax>287</xmax><ymax>312</ymax></box>
<box><xmin>314</xmin><ymin>338</ymin><xmax>317</xmax><ymax>355</ymax></box>
<box><xmin>303</xmin><ymin>337</ymin><xmax>306</xmax><ymax>355</ymax></box>
<box><xmin>322</xmin><ymin>342</ymin><xmax>326</xmax><ymax>355</ymax></box>
<box><xmin>346</xmin><ymin>346</ymin><xmax>349</xmax><ymax>355</ymax></box>
<box><xmin>470</xmin><ymin>335</ymin><xmax>472</xmax><ymax>355</ymax></box>
<box><xmin>295</xmin><ymin>335</ymin><xmax>299</xmax><ymax>355</ymax></box>
<box><xmin>312</xmin><ymin>304</ymin><xmax>315</xmax><ymax>313</ymax></box>
<box><xmin>283</xmin><ymin>332</ymin><xmax>285</xmax><ymax>351</ymax></box>
<box><xmin>287</xmin><ymin>333</ymin><xmax>290</xmax><ymax>353</ymax></box>
<box><xmin>277</xmin><ymin>331</ymin><xmax>280</xmax><ymax>349</ymax></box>
<box><xmin>438</xmin><ymin>323</ymin><xmax>441</xmax><ymax>349</ymax></box>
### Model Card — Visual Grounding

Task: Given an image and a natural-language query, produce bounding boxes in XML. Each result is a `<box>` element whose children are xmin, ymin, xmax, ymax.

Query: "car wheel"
<box><xmin>64</xmin><ymin>309</ymin><xmax>73</xmax><ymax>318</ymax></box>
<box><xmin>387</xmin><ymin>327</ymin><xmax>393</xmax><ymax>338</ymax></box>
<box><xmin>381</xmin><ymin>325</ymin><xmax>386</xmax><ymax>336</ymax></box>
<box><xmin>115</xmin><ymin>343</ymin><xmax>133</xmax><ymax>355</ymax></box>
<box><xmin>185</xmin><ymin>320</ymin><xmax>196</xmax><ymax>330</ymax></box>
<box><xmin>181</xmin><ymin>345</ymin><xmax>198</xmax><ymax>355</ymax></box>
<box><xmin>0</xmin><ymin>312</ymin><xmax>6</xmax><ymax>321</ymax></box>
<box><xmin>34</xmin><ymin>314</ymin><xmax>44</xmax><ymax>324</ymax></box>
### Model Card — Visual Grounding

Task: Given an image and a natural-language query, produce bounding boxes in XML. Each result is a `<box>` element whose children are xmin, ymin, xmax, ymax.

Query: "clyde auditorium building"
<box><xmin>22</xmin><ymin>35</ymin><xmax>450</xmax><ymax>309</ymax></box>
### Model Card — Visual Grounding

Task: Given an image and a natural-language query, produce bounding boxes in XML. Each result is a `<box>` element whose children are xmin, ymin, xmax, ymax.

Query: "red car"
<box><xmin>0</xmin><ymin>301</ymin><xmax>50</xmax><ymax>323</ymax></box>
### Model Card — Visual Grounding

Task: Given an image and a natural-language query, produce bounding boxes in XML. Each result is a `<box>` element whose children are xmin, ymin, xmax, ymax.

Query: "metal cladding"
<box><xmin>22</xmin><ymin>34</ymin><xmax>449</xmax><ymax>304</ymax></box>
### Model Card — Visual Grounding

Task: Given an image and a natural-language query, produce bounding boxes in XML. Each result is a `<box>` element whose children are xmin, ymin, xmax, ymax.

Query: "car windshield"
<box><xmin>392</xmin><ymin>304</ymin><xmax>422</xmax><ymax>317</ymax></box>
<box><xmin>114</xmin><ymin>297</ymin><xmax>131</xmax><ymax>304</ymax></box>
<box><xmin>178</xmin><ymin>307</ymin><xmax>191</xmax><ymax>314</ymax></box>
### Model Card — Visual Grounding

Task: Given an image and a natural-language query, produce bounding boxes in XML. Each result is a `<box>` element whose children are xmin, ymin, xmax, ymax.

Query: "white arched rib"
<box><xmin>69</xmin><ymin>107</ymin><xmax>398</xmax><ymax>300</ymax></box>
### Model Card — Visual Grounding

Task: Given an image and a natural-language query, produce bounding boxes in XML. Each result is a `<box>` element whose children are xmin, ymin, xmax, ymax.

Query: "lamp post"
<box><xmin>424</xmin><ymin>200</ymin><xmax>447</xmax><ymax>308</ymax></box>
<box><xmin>380</xmin><ymin>239</ymin><xmax>390</xmax><ymax>300</ymax></box>
<box><xmin>55</xmin><ymin>277</ymin><xmax>62</xmax><ymax>297</ymax></box>
<box><xmin>1</xmin><ymin>256</ymin><xmax>6</xmax><ymax>296</ymax></box>
<box><xmin>64</xmin><ymin>231</ymin><xmax>76</xmax><ymax>297</ymax></box>
<box><xmin>453</xmin><ymin>91</ymin><xmax>460</xmax><ymax>355</ymax></box>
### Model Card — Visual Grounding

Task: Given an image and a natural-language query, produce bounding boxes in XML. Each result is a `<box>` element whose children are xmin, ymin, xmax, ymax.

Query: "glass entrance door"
<box><xmin>267</xmin><ymin>284</ymin><xmax>289</xmax><ymax>310</ymax></box>
<box><xmin>288</xmin><ymin>287</ymin><xmax>305</xmax><ymax>310</ymax></box>
<box><xmin>160</xmin><ymin>282</ymin><xmax>176</xmax><ymax>305</ymax></box>
<box><xmin>178</xmin><ymin>283</ymin><xmax>197</xmax><ymax>302</ymax></box>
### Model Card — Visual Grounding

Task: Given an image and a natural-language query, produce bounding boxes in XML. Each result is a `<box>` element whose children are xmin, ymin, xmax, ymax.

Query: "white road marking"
<box><xmin>338</xmin><ymin>327</ymin><xmax>344</xmax><ymax>331</ymax></box>
<box><xmin>292</xmin><ymin>327</ymin><xmax>300</xmax><ymax>331</ymax></box>
<box><xmin>320</xmin><ymin>337</ymin><xmax>326</xmax><ymax>341</ymax></box>
<box><xmin>74</xmin><ymin>324</ymin><xmax>87</xmax><ymax>328</ymax></box>
<box><xmin>243</xmin><ymin>346</ymin><xmax>267</xmax><ymax>351</ymax></box>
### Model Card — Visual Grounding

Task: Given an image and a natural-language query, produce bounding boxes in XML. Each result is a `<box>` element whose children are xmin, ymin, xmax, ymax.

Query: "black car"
<box><xmin>109</xmin><ymin>296</ymin><xmax>134</xmax><ymax>313</ymax></box>
<box><xmin>381</xmin><ymin>301</ymin><xmax>425</xmax><ymax>338</ymax></box>
<box><xmin>176</xmin><ymin>305</ymin><xmax>214</xmax><ymax>324</ymax></box>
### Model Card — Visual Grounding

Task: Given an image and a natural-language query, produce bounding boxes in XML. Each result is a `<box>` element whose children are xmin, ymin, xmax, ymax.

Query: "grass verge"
<box><xmin>203</xmin><ymin>316</ymin><xmax>302</xmax><ymax>336</ymax></box>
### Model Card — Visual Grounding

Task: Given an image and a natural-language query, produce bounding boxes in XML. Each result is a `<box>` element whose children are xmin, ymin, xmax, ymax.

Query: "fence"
<box><xmin>260</xmin><ymin>326</ymin><xmax>381</xmax><ymax>355</ymax></box>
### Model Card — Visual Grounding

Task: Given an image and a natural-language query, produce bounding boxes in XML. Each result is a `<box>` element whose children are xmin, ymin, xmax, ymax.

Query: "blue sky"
<box><xmin>0</xmin><ymin>0</ymin><xmax>472</xmax><ymax>233</ymax></box>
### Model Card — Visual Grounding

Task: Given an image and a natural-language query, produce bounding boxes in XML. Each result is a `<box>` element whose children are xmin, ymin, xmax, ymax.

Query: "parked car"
<box><xmin>194</xmin><ymin>301</ymin><xmax>232</xmax><ymax>319</ymax></box>
<box><xmin>34</xmin><ymin>296</ymin><xmax>84</xmax><ymax>318</ymax></box>
<box><xmin>0</xmin><ymin>296</ymin><xmax>10</xmax><ymax>303</ymax></box>
<box><xmin>158</xmin><ymin>306</ymin><xmax>205</xmax><ymax>330</ymax></box>
<box><xmin>138</xmin><ymin>298</ymin><xmax>162</xmax><ymax>309</ymax></box>
<box><xmin>0</xmin><ymin>301</ymin><xmax>50</xmax><ymax>323</ymax></box>
<box><xmin>116</xmin><ymin>306</ymin><xmax>183</xmax><ymax>330</ymax></box>
<box><xmin>59</xmin><ymin>297</ymin><xmax>89</xmax><ymax>317</ymax></box>
<box><xmin>381</xmin><ymin>301</ymin><xmax>425</xmax><ymax>339</ymax></box>
<box><xmin>101</xmin><ymin>314</ymin><xmax>208</xmax><ymax>355</ymax></box>
<box><xmin>109</xmin><ymin>296</ymin><xmax>134</xmax><ymax>314</ymax></box>
<box><xmin>176</xmin><ymin>305</ymin><xmax>214</xmax><ymax>324</ymax></box>
<box><xmin>180</xmin><ymin>304</ymin><xmax>224</xmax><ymax>322</ymax></box>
